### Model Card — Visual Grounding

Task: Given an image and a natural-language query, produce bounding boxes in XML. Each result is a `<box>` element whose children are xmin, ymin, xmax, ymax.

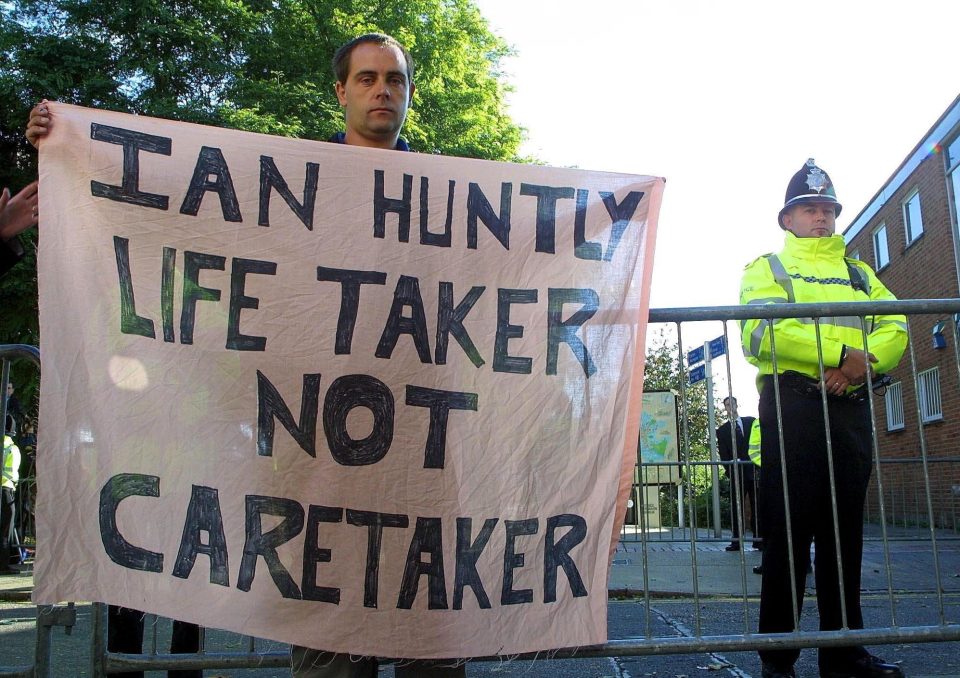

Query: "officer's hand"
<box><xmin>26</xmin><ymin>100</ymin><xmax>51</xmax><ymax>149</ymax></box>
<box><xmin>823</xmin><ymin>367</ymin><xmax>851</xmax><ymax>396</ymax></box>
<box><xmin>839</xmin><ymin>347</ymin><xmax>878</xmax><ymax>385</ymax></box>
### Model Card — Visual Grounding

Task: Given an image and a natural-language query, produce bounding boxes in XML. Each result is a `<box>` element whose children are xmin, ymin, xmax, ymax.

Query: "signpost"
<box><xmin>687</xmin><ymin>335</ymin><xmax>727</xmax><ymax>537</ymax></box>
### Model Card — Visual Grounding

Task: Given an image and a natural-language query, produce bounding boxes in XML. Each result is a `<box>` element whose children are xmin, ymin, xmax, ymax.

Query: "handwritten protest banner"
<box><xmin>33</xmin><ymin>103</ymin><xmax>662</xmax><ymax>658</ymax></box>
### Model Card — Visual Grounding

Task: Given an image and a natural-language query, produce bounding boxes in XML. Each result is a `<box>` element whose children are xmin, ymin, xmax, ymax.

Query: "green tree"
<box><xmin>0</xmin><ymin>0</ymin><xmax>525</xmax><ymax>416</ymax></box>
<box><xmin>643</xmin><ymin>328</ymin><xmax>727</xmax><ymax>528</ymax></box>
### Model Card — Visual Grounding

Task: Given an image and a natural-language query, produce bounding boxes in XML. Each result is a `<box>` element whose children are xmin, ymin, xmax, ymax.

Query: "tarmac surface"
<box><xmin>0</xmin><ymin>524</ymin><xmax>957</xmax><ymax>676</ymax></box>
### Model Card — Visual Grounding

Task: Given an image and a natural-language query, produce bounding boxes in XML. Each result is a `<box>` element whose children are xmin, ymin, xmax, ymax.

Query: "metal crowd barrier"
<box><xmin>4</xmin><ymin>298</ymin><xmax>960</xmax><ymax>674</ymax></box>
<box><xmin>1</xmin><ymin>344</ymin><xmax>76</xmax><ymax>678</ymax></box>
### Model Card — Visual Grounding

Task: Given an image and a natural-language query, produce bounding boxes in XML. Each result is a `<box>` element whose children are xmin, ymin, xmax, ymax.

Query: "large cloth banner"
<box><xmin>34</xmin><ymin>103</ymin><xmax>662</xmax><ymax>658</ymax></box>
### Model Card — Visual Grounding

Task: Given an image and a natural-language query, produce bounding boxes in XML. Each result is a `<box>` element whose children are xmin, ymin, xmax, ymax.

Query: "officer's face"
<box><xmin>782</xmin><ymin>202</ymin><xmax>836</xmax><ymax>238</ymax></box>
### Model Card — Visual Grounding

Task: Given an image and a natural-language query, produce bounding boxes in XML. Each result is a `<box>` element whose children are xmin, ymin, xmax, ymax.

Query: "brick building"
<box><xmin>843</xmin><ymin>94</ymin><xmax>960</xmax><ymax>530</ymax></box>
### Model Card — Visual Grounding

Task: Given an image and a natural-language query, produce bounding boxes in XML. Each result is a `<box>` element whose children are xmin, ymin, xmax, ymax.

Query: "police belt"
<box><xmin>771</xmin><ymin>371</ymin><xmax>869</xmax><ymax>402</ymax></box>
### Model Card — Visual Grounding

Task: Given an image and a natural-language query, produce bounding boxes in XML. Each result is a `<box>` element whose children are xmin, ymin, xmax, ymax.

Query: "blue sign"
<box><xmin>687</xmin><ymin>346</ymin><xmax>704</xmax><ymax>366</ymax></box>
<box><xmin>708</xmin><ymin>335</ymin><xmax>726</xmax><ymax>358</ymax></box>
<box><xmin>688</xmin><ymin>364</ymin><xmax>706</xmax><ymax>385</ymax></box>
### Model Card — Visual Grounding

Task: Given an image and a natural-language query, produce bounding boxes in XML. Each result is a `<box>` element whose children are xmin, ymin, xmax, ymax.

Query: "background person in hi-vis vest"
<box><xmin>739</xmin><ymin>160</ymin><xmax>907</xmax><ymax>678</ymax></box>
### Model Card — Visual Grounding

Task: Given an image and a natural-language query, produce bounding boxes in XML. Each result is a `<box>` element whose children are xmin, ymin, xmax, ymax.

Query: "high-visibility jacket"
<box><xmin>2</xmin><ymin>435</ymin><xmax>20</xmax><ymax>490</ymax></box>
<box><xmin>740</xmin><ymin>232</ymin><xmax>907</xmax><ymax>389</ymax></box>
<box><xmin>748</xmin><ymin>420</ymin><xmax>761</xmax><ymax>466</ymax></box>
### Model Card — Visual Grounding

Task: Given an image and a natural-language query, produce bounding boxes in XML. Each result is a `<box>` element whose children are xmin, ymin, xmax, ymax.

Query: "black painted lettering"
<box><xmin>180</xmin><ymin>251</ymin><xmax>225</xmax><ymax>345</ymax></box>
<box><xmin>546</xmin><ymin>288</ymin><xmax>598</xmax><ymax>377</ymax></box>
<box><xmin>323</xmin><ymin>374</ymin><xmax>394</xmax><ymax>466</ymax></box>
<box><xmin>226</xmin><ymin>257</ymin><xmax>277</xmax><ymax>351</ymax></box>
<box><xmin>258</xmin><ymin>156</ymin><xmax>319</xmax><ymax>230</ymax></box>
<box><xmin>573</xmin><ymin>189</ymin><xmax>602</xmax><ymax>260</ymax></box>
<box><xmin>161</xmin><ymin>246</ymin><xmax>176</xmax><ymax>342</ymax></box>
<box><xmin>467</xmin><ymin>182</ymin><xmax>511</xmax><ymax>250</ymax></box>
<box><xmin>501</xmin><ymin>518</ymin><xmax>538</xmax><ymax>605</ymax></box>
<box><xmin>599</xmin><ymin>191</ymin><xmax>644</xmax><ymax>262</ymax></box>
<box><xmin>453</xmin><ymin>517</ymin><xmax>497</xmax><ymax>610</ymax></box>
<box><xmin>90</xmin><ymin>124</ymin><xmax>171</xmax><ymax>209</ymax></box>
<box><xmin>256</xmin><ymin>370</ymin><xmax>321</xmax><ymax>458</ymax></box>
<box><xmin>302</xmin><ymin>505</ymin><xmax>344</xmax><ymax>604</ymax></box>
<box><xmin>373</xmin><ymin>170</ymin><xmax>412</xmax><ymax>241</ymax></box>
<box><xmin>435</xmin><ymin>282</ymin><xmax>485</xmax><ymax>367</ymax></box>
<box><xmin>180</xmin><ymin>146</ymin><xmax>242</xmax><ymax>222</ymax></box>
<box><xmin>376</xmin><ymin>275</ymin><xmax>431</xmax><ymax>363</ymax></box>
<box><xmin>405</xmin><ymin>385</ymin><xmax>478</xmax><ymax>469</ymax></box>
<box><xmin>493</xmin><ymin>289</ymin><xmax>537</xmax><ymax>374</ymax></box>
<box><xmin>237</xmin><ymin>495</ymin><xmax>304</xmax><ymax>599</ymax></box>
<box><xmin>397</xmin><ymin>517</ymin><xmax>447</xmax><ymax>610</ymax></box>
<box><xmin>347</xmin><ymin>509</ymin><xmax>409</xmax><ymax>608</ymax></box>
<box><xmin>420</xmin><ymin>178</ymin><xmax>454</xmax><ymax>247</ymax></box>
<box><xmin>113</xmin><ymin>236</ymin><xmax>156</xmax><ymax>339</ymax></box>
<box><xmin>99</xmin><ymin>473</ymin><xmax>163</xmax><ymax>573</ymax></box>
<box><xmin>544</xmin><ymin>514</ymin><xmax>588</xmax><ymax>603</ymax></box>
<box><xmin>519</xmin><ymin>184</ymin><xmax>575</xmax><ymax>254</ymax></box>
<box><xmin>316</xmin><ymin>267</ymin><xmax>388</xmax><ymax>354</ymax></box>
<box><xmin>172</xmin><ymin>485</ymin><xmax>229</xmax><ymax>586</ymax></box>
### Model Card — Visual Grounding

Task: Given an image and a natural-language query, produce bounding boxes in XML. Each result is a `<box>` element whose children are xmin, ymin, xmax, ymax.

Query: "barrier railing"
<box><xmin>6</xmin><ymin>298</ymin><xmax>960</xmax><ymax>673</ymax></box>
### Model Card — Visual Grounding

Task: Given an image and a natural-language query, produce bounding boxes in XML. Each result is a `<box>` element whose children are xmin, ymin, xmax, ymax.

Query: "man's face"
<box><xmin>782</xmin><ymin>202</ymin><xmax>836</xmax><ymax>238</ymax></box>
<box><xmin>335</xmin><ymin>42</ymin><xmax>414</xmax><ymax>148</ymax></box>
<box><xmin>5</xmin><ymin>384</ymin><xmax>12</xmax><ymax>398</ymax></box>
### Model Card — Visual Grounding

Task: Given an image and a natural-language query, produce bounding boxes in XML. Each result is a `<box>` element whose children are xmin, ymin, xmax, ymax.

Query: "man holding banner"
<box><xmin>26</xmin><ymin>29</ymin><xmax>661</xmax><ymax>678</ymax></box>
<box><xmin>291</xmin><ymin>32</ymin><xmax>463</xmax><ymax>678</ymax></box>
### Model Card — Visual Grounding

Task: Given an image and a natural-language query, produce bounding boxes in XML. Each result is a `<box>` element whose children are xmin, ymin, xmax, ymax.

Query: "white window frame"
<box><xmin>918</xmin><ymin>367</ymin><xmax>943</xmax><ymax>423</ymax></box>
<box><xmin>849</xmin><ymin>249</ymin><xmax>860</xmax><ymax>261</ymax></box>
<box><xmin>873</xmin><ymin>223</ymin><xmax>890</xmax><ymax>270</ymax></box>
<box><xmin>903</xmin><ymin>189</ymin><xmax>924</xmax><ymax>244</ymax></box>
<box><xmin>884</xmin><ymin>381</ymin><xmax>904</xmax><ymax>431</ymax></box>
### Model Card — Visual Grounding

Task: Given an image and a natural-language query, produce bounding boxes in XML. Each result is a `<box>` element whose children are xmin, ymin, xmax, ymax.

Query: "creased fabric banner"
<box><xmin>34</xmin><ymin>103</ymin><xmax>662</xmax><ymax>658</ymax></box>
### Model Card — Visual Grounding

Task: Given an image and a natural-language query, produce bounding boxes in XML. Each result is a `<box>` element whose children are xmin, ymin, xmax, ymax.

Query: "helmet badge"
<box><xmin>805</xmin><ymin>166</ymin><xmax>828</xmax><ymax>194</ymax></box>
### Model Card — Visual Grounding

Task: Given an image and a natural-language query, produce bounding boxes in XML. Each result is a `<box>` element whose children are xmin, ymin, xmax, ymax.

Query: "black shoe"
<box><xmin>725</xmin><ymin>542</ymin><xmax>741</xmax><ymax>551</ymax></box>
<box><xmin>753</xmin><ymin>564</ymin><xmax>763</xmax><ymax>574</ymax></box>
<box><xmin>762</xmin><ymin>663</ymin><xmax>796</xmax><ymax>678</ymax></box>
<box><xmin>820</xmin><ymin>654</ymin><xmax>904</xmax><ymax>678</ymax></box>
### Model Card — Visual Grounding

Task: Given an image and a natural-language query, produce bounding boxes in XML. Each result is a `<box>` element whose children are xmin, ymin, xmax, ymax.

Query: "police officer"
<box><xmin>1</xmin><ymin>416</ymin><xmax>21</xmax><ymax>574</ymax></box>
<box><xmin>740</xmin><ymin>160</ymin><xmax>907</xmax><ymax>678</ymax></box>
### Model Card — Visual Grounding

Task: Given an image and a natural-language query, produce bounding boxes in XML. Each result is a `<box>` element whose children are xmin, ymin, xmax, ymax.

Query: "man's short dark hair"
<box><xmin>723</xmin><ymin>396</ymin><xmax>737</xmax><ymax>406</ymax></box>
<box><xmin>332</xmin><ymin>33</ymin><xmax>415</xmax><ymax>85</ymax></box>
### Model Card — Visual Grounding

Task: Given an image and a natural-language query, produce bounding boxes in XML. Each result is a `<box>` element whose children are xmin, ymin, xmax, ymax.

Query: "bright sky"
<box><xmin>475</xmin><ymin>0</ymin><xmax>960</xmax><ymax>416</ymax></box>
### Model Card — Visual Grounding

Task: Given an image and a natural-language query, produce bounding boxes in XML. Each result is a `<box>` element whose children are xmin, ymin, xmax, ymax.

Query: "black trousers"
<box><xmin>0</xmin><ymin>487</ymin><xmax>15</xmax><ymax>567</ymax></box>
<box><xmin>757</xmin><ymin>378</ymin><xmax>873</xmax><ymax>671</ymax></box>
<box><xmin>727</xmin><ymin>462</ymin><xmax>758</xmax><ymax>541</ymax></box>
<box><xmin>107</xmin><ymin>605</ymin><xmax>202</xmax><ymax>678</ymax></box>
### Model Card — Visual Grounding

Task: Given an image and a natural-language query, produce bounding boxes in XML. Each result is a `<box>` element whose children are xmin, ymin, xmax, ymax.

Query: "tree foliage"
<box><xmin>0</xmin><ymin>0</ymin><xmax>525</xmax><ymax>417</ymax></box>
<box><xmin>643</xmin><ymin>328</ymin><xmax>731</xmax><ymax>528</ymax></box>
<box><xmin>643</xmin><ymin>328</ymin><xmax>715</xmax><ymax>463</ymax></box>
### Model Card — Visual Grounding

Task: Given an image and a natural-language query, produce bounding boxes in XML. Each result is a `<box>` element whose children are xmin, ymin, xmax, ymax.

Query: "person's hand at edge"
<box><xmin>0</xmin><ymin>181</ymin><xmax>39</xmax><ymax>242</ymax></box>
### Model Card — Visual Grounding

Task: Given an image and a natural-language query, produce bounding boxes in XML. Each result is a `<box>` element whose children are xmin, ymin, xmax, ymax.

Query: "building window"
<box><xmin>873</xmin><ymin>224</ymin><xmax>889</xmax><ymax>269</ymax></box>
<box><xmin>885</xmin><ymin>381</ymin><xmax>904</xmax><ymax>431</ymax></box>
<box><xmin>918</xmin><ymin>367</ymin><xmax>943</xmax><ymax>423</ymax></box>
<box><xmin>903</xmin><ymin>190</ymin><xmax>924</xmax><ymax>244</ymax></box>
<box><xmin>948</xmin><ymin>135</ymin><xmax>960</xmax><ymax>229</ymax></box>
<box><xmin>849</xmin><ymin>249</ymin><xmax>860</xmax><ymax>260</ymax></box>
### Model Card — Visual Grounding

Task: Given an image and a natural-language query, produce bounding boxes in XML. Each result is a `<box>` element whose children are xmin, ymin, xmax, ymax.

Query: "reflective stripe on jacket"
<box><xmin>748</xmin><ymin>420</ymin><xmax>761</xmax><ymax>467</ymax></box>
<box><xmin>739</xmin><ymin>232</ymin><xmax>907</xmax><ymax>386</ymax></box>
